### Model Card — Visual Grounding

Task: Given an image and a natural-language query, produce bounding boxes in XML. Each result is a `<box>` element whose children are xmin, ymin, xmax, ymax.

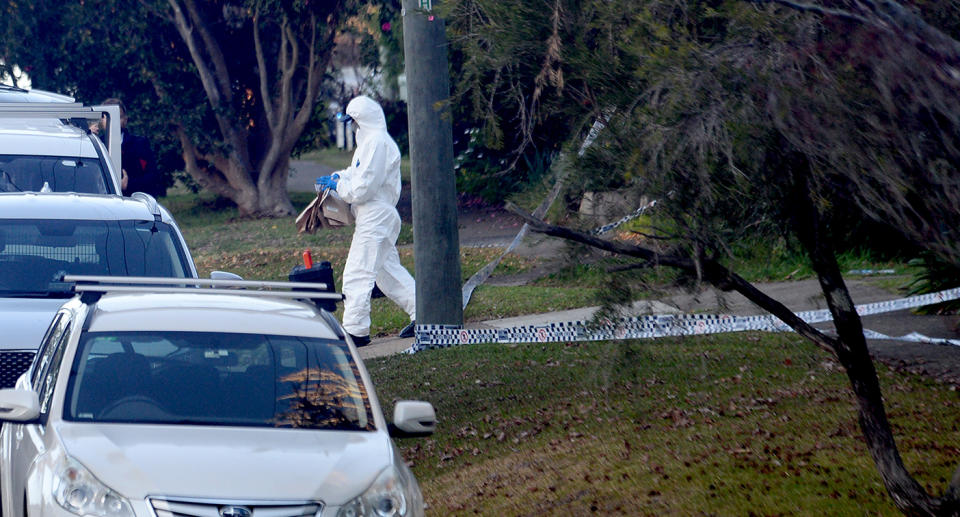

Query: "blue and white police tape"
<box><xmin>591</xmin><ymin>199</ymin><xmax>658</xmax><ymax>236</ymax></box>
<box><xmin>409</xmin><ymin>286</ymin><xmax>960</xmax><ymax>352</ymax></box>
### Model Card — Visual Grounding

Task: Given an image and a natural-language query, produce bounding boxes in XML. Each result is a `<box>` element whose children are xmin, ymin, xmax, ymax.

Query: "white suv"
<box><xmin>0</xmin><ymin>86</ymin><xmax>74</xmax><ymax>104</ymax></box>
<box><xmin>0</xmin><ymin>192</ymin><xmax>198</xmax><ymax>388</ymax></box>
<box><xmin>0</xmin><ymin>277</ymin><xmax>434</xmax><ymax>517</ymax></box>
<box><xmin>0</xmin><ymin>85</ymin><xmax>122</xmax><ymax>194</ymax></box>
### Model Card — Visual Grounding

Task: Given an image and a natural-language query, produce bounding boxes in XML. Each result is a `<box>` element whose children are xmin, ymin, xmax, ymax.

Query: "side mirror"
<box><xmin>0</xmin><ymin>389</ymin><xmax>40</xmax><ymax>422</ymax></box>
<box><xmin>388</xmin><ymin>400</ymin><xmax>436</xmax><ymax>438</ymax></box>
<box><xmin>210</xmin><ymin>271</ymin><xmax>243</xmax><ymax>281</ymax></box>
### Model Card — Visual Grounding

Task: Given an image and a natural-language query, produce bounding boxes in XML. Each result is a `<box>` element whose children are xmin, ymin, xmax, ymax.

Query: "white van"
<box><xmin>0</xmin><ymin>85</ymin><xmax>123</xmax><ymax>195</ymax></box>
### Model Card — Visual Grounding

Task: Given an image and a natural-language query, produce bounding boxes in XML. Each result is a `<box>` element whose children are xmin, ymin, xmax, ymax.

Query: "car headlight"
<box><xmin>337</xmin><ymin>460</ymin><xmax>424</xmax><ymax>517</ymax></box>
<box><xmin>51</xmin><ymin>455</ymin><xmax>134</xmax><ymax>517</ymax></box>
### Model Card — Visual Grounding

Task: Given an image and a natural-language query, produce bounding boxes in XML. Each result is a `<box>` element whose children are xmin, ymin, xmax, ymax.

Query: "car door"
<box><xmin>2</xmin><ymin>308</ymin><xmax>73</xmax><ymax>517</ymax></box>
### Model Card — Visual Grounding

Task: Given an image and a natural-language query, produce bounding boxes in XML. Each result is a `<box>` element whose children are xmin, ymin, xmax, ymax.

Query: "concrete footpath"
<box><xmin>288</xmin><ymin>160</ymin><xmax>335</xmax><ymax>193</ymax></box>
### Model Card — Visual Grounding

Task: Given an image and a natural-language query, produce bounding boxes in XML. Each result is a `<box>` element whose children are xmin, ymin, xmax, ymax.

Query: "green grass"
<box><xmin>370</xmin><ymin>334</ymin><xmax>960</xmax><ymax>515</ymax></box>
<box><xmin>463</xmin><ymin>285</ymin><xmax>599</xmax><ymax>321</ymax></box>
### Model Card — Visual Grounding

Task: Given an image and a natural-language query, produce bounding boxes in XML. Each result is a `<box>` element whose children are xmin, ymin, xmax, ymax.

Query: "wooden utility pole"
<box><xmin>402</xmin><ymin>0</ymin><xmax>464</xmax><ymax>328</ymax></box>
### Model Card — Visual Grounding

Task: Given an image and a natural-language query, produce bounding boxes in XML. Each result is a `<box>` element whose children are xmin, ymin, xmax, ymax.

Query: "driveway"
<box><xmin>288</xmin><ymin>160</ymin><xmax>334</xmax><ymax>193</ymax></box>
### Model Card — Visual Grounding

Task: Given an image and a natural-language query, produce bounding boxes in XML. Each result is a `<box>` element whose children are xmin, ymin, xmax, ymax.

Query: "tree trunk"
<box><xmin>256</xmin><ymin>154</ymin><xmax>295</xmax><ymax>216</ymax></box>
<box><xmin>177</xmin><ymin>128</ymin><xmax>294</xmax><ymax>217</ymax></box>
<box><xmin>810</xmin><ymin>252</ymin><xmax>942</xmax><ymax>515</ymax></box>
<box><xmin>791</xmin><ymin>175</ymin><xmax>942</xmax><ymax>515</ymax></box>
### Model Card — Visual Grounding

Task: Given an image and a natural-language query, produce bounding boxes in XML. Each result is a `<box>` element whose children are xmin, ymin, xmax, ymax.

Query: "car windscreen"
<box><xmin>64</xmin><ymin>331</ymin><xmax>375</xmax><ymax>431</ymax></box>
<box><xmin>0</xmin><ymin>219</ymin><xmax>190</xmax><ymax>296</ymax></box>
<box><xmin>0</xmin><ymin>155</ymin><xmax>111</xmax><ymax>194</ymax></box>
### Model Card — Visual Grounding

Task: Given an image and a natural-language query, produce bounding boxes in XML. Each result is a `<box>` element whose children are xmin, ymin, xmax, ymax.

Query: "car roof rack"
<box><xmin>63</xmin><ymin>275</ymin><xmax>343</xmax><ymax>301</ymax></box>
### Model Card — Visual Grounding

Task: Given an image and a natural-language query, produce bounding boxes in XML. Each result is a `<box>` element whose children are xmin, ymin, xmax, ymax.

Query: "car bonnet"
<box><xmin>0</xmin><ymin>297</ymin><xmax>66</xmax><ymax>352</ymax></box>
<box><xmin>56</xmin><ymin>422</ymin><xmax>394</xmax><ymax>504</ymax></box>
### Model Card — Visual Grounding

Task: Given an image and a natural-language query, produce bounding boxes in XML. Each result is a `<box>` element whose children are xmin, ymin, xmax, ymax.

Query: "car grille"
<box><xmin>149</xmin><ymin>497</ymin><xmax>323</xmax><ymax>517</ymax></box>
<box><xmin>0</xmin><ymin>351</ymin><xmax>35</xmax><ymax>389</ymax></box>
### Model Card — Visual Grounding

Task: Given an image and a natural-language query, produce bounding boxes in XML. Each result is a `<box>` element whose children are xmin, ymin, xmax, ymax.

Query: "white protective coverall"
<box><xmin>335</xmin><ymin>96</ymin><xmax>416</xmax><ymax>337</ymax></box>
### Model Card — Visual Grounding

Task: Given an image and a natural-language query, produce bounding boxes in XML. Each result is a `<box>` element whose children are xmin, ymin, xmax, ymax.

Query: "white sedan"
<box><xmin>0</xmin><ymin>276</ymin><xmax>435</xmax><ymax>517</ymax></box>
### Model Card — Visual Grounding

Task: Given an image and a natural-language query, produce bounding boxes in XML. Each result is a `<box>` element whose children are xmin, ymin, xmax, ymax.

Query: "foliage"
<box><xmin>908</xmin><ymin>252</ymin><xmax>960</xmax><ymax>315</ymax></box>
<box><xmin>444</xmin><ymin>0</ymin><xmax>960</xmax><ymax>511</ymax></box>
<box><xmin>380</xmin><ymin>99</ymin><xmax>409</xmax><ymax>155</ymax></box>
<box><xmin>440</xmin><ymin>0</ymin><xmax>583</xmax><ymax>202</ymax></box>
<box><xmin>0</xmin><ymin>0</ymin><xmax>360</xmax><ymax>216</ymax></box>
<box><xmin>0</xmin><ymin>0</ymin><xmax>186</xmax><ymax>186</ymax></box>
<box><xmin>453</xmin><ymin>126</ymin><xmax>559</xmax><ymax>202</ymax></box>
<box><xmin>291</xmin><ymin>100</ymin><xmax>335</xmax><ymax>158</ymax></box>
<box><xmin>330</xmin><ymin>2</ymin><xmax>404</xmax><ymax>101</ymax></box>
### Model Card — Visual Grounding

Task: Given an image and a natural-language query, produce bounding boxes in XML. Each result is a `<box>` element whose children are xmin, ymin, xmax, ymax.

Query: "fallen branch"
<box><xmin>506</xmin><ymin>202</ymin><xmax>837</xmax><ymax>355</ymax></box>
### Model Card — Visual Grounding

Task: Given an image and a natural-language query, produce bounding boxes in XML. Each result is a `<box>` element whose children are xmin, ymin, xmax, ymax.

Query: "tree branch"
<box><xmin>252</xmin><ymin>12</ymin><xmax>276</xmax><ymax>131</ymax></box>
<box><xmin>166</xmin><ymin>0</ymin><xmax>238</xmax><ymax>149</ymax></box>
<box><xmin>182</xmin><ymin>0</ymin><xmax>232</xmax><ymax>100</ymax></box>
<box><xmin>176</xmin><ymin>127</ymin><xmax>236</xmax><ymax>195</ymax></box>
<box><xmin>506</xmin><ymin>202</ymin><xmax>839</xmax><ymax>354</ymax></box>
<box><xmin>294</xmin><ymin>14</ymin><xmax>328</xmax><ymax>131</ymax></box>
<box><xmin>756</xmin><ymin>0</ymin><xmax>960</xmax><ymax>71</ymax></box>
<box><xmin>760</xmin><ymin>0</ymin><xmax>873</xmax><ymax>24</ymax></box>
<box><xmin>280</xmin><ymin>19</ymin><xmax>299</xmax><ymax>122</ymax></box>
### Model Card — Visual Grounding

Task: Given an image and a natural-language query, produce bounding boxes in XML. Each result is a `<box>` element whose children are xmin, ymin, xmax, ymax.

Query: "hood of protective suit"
<box><xmin>346</xmin><ymin>96</ymin><xmax>387</xmax><ymax>147</ymax></box>
<box><xmin>335</xmin><ymin>95</ymin><xmax>402</xmax><ymax>209</ymax></box>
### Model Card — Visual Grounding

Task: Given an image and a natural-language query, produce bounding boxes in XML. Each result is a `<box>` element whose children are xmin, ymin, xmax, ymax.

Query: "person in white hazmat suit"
<box><xmin>315</xmin><ymin>96</ymin><xmax>416</xmax><ymax>346</ymax></box>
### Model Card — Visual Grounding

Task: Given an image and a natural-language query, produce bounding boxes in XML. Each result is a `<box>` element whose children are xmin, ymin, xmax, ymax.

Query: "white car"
<box><xmin>0</xmin><ymin>192</ymin><xmax>199</xmax><ymax>388</ymax></box>
<box><xmin>0</xmin><ymin>276</ymin><xmax>435</xmax><ymax>517</ymax></box>
<box><xmin>0</xmin><ymin>85</ymin><xmax>122</xmax><ymax>194</ymax></box>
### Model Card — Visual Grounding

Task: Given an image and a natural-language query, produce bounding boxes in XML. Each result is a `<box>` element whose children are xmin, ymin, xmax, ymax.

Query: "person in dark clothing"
<box><xmin>99</xmin><ymin>98</ymin><xmax>165</xmax><ymax>198</ymax></box>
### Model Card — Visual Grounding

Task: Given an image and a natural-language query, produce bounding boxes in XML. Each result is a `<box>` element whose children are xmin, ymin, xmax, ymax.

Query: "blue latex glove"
<box><xmin>316</xmin><ymin>174</ymin><xmax>339</xmax><ymax>191</ymax></box>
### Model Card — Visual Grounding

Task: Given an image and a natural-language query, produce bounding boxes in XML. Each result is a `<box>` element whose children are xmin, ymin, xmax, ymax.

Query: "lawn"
<box><xmin>371</xmin><ymin>334</ymin><xmax>960</xmax><ymax>515</ymax></box>
<box><xmin>162</xmin><ymin>188</ymin><xmax>957</xmax><ymax>515</ymax></box>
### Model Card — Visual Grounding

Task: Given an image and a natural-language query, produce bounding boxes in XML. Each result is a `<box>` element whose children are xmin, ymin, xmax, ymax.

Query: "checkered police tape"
<box><xmin>591</xmin><ymin>199</ymin><xmax>659</xmax><ymax>236</ymax></box>
<box><xmin>862</xmin><ymin>329</ymin><xmax>960</xmax><ymax>347</ymax></box>
<box><xmin>409</xmin><ymin>286</ymin><xmax>960</xmax><ymax>352</ymax></box>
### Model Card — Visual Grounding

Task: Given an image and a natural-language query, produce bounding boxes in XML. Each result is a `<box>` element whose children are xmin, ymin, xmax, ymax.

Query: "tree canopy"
<box><xmin>447</xmin><ymin>0</ymin><xmax>960</xmax><ymax>513</ymax></box>
<box><xmin>0</xmin><ymin>0</ymin><xmax>366</xmax><ymax>216</ymax></box>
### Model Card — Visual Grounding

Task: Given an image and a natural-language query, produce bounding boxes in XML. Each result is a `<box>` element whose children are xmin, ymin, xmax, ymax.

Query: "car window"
<box><xmin>0</xmin><ymin>155</ymin><xmax>110</xmax><ymax>194</ymax></box>
<box><xmin>64</xmin><ymin>331</ymin><xmax>375</xmax><ymax>431</ymax></box>
<box><xmin>0</xmin><ymin>219</ymin><xmax>190</xmax><ymax>296</ymax></box>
